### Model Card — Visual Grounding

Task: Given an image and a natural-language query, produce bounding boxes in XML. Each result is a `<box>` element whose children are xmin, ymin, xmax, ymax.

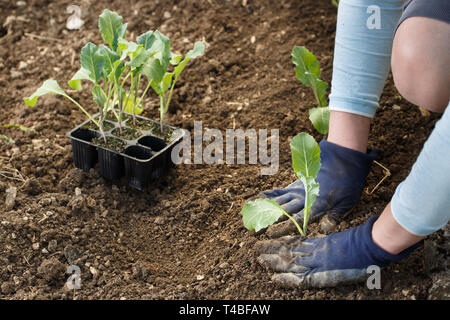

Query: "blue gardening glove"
<box><xmin>256</xmin><ymin>216</ymin><xmax>422</xmax><ymax>288</ymax></box>
<box><xmin>261</xmin><ymin>140</ymin><xmax>381</xmax><ymax>237</ymax></box>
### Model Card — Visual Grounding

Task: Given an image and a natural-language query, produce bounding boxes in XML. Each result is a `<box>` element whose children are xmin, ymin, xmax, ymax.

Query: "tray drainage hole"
<box><xmin>71</xmin><ymin>128</ymin><xmax>100</xmax><ymax>142</ymax></box>
<box><xmin>124</xmin><ymin>146</ymin><xmax>153</xmax><ymax>160</ymax></box>
<box><xmin>138</xmin><ymin>136</ymin><xmax>167</xmax><ymax>152</ymax></box>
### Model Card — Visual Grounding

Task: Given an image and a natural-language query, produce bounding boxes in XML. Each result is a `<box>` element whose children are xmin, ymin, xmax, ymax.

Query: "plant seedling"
<box><xmin>142</xmin><ymin>39</ymin><xmax>205</xmax><ymax>134</ymax></box>
<box><xmin>241</xmin><ymin>132</ymin><xmax>321</xmax><ymax>237</ymax></box>
<box><xmin>292</xmin><ymin>46</ymin><xmax>330</xmax><ymax>135</ymax></box>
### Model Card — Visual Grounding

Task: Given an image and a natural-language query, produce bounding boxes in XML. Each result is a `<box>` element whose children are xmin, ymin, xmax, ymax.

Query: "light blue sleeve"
<box><xmin>391</xmin><ymin>102</ymin><xmax>450</xmax><ymax>236</ymax></box>
<box><xmin>329</xmin><ymin>0</ymin><xmax>403</xmax><ymax>118</ymax></box>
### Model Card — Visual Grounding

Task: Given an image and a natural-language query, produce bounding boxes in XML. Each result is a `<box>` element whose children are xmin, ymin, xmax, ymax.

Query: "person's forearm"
<box><xmin>372</xmin><ymin>202</ymin><xmax>424</xmax><ymax>255</ymax></box>
<box><xmin>327</xmin><ymin>111</ymin><xmax>371</xmax><ymax>153</ymax></box>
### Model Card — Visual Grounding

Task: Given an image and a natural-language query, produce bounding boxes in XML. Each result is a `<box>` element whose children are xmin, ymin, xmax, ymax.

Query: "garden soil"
<box><xmin>0</xmin><ymin>0</ymin><xmax>448</xmax><ymax>300</ymax></box>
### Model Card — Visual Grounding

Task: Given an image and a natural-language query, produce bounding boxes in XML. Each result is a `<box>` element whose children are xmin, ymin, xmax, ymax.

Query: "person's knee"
<box><xmin>391</xmin><ymin>17</ymin><xmax>450</xmax><ymax>113</ymax></box>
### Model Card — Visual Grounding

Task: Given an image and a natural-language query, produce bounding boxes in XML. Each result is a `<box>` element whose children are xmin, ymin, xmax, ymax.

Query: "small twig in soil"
<box><xmin>23</xmin><ymin>255</ymin><xmax>31</xmax><ymax>266</ymax></box>
<box><xmin>366</xmin><ymin>160</ymin><xmax>391</xmax><ymax>195</ymax></box>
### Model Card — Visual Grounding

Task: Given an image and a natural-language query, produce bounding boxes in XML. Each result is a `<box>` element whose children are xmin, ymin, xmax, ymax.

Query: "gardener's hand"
<box><xmin>256</xmin><ymin>216</ymin><xmax>421</xmax><ymax>288</ymax></box>
<box><xmin>260</xmin><ymin>140</ymin><xmax>380</xmax><ymax>238</ymax></box>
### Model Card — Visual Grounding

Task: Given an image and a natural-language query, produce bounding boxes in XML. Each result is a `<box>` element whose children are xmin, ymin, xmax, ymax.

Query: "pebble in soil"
<box><xmin>92</xmin><ymin>136</ymin><xmax>128</xmax><ymax>153</ymax></box>
<box><xmin>111</xmin><ymin>127</ymin><xmax>142</xmax><ymax>141</ymax></box>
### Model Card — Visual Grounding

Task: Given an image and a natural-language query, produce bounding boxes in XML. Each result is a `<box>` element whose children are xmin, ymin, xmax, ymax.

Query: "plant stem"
<box><xmin>303</xmin><ymin>189</ymin><xmax>310</xmax><ymax>236</ymax></box>
<box><xmin>160</xmin><ymin>95</ymin><xmax>165</xmax><ymax>134</ymax></box>
<box><xmin>132</xmin><ymin>74</ymin><xmax>141</xmax><ymax>126</ymax></box>
<box><xmin>165</xmin><ymin>73</ymin><xmax>180</xmax><ymax>115</ymax></box>
<box><xmin>98</xmin><ymin>102</ymin><xmax>107</xmax><ymax>143</ymax></box>
<box><xmin>282</xmin><ymin>212</ymin><xmax>305</xmax><ymax>237</ymax></box>
<box><xmin>136</xmin><ymin>81</ymin><xmax>152</xmax><ymax>109</ymax></box>
<box><xmin>309</xmin><ymin>76</ymin><xmax>322</xmax><ymax>108</ymax></box>
<box><xmin>105</xmin><ymin>81</ymin><xmax>113</xmax><ymax>118</ymax></box>
<box><xmin>65</xmin><ymin>96</ymin><xmax>99</xmax><ymax>127</ymax></box>
<box><xmin>118</xmin><ymin>86</ymin><xmax>123</xmax><ymax>135</ymax></box>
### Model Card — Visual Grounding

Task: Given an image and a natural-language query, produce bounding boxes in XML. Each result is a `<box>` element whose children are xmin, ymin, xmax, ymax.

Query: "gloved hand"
<box><xmin>260</xmin><ymin>140</ymin><xmax>380</xmax><ymax>237</ymax></box>
<box><xmin>256</xmin><ymin>215</ymin><xmax>422</xmax><ymax>288</ymax></box>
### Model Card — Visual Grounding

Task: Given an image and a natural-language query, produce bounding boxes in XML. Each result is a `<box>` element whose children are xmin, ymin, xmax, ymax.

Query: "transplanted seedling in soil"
<box><xmin>292</xmin><ymin>45</ymin><xmax>330</xmax><ymax>135</ymax></box>
<box><xmin>241</xmin><ymin>132</ymin><xmax>321</xmax><ymax>237</ymax></box>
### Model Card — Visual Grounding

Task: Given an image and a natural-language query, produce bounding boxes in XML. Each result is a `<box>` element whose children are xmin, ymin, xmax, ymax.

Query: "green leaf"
<box><xmin>142</xmin><ymin>56</ymin><xmax>165</xmax><ymax>85</ymax></box>
<box><xmin>2</xmin><ymin>124</ymin><xmax>33</xmax><ymax>131</ymax></box>
<box><xmin>98</xmin><ymin>9</ymin><xmax>126</xmax><ymax>50</ymax></box>
<box><xmin>81</xmin><ymin>42</ymin><xmax>105</xmax><ymax>83</ymax></box>
<box><xmin>170</xmin><ymin>52</ymin><xmax>182</xmax><ymax>65</ymax></box>
<box><xmin>292</xmin><ymin>46</ymin><xmax>321</xmax><ymax>81</ymax></box>
<box><xmin>173</xmin><ymin>41</ymin><xmax>205</xmax><ymax>78</ymax></box>
<box><xmin>298</xmin><ymin>175</ymin><xmax>320</xmax><ymax>216</ymax></box>
<box><xmin>290</xmin><ymin>132</ymin><xmax>321</xmax><ymax>178</ymax></box>
<box><xmin>92</xmin><ymin>84</ymin><xmax>107</xmax><ymax>107</ymax></box>
<box><xmin>127</xmin><ymin>47</ymin><xmax>151</xmax><ymax>73</ymax></box>
<box><xmin>137</xmin><ymin>31</ymin><xmax>156</xmax><ymax>50</ymax></box>
<box><xmin>68</xmin><ymin>67</ymin><xmax>93</xmax><ymax>91</ymax></box>
<box><xmin>118</xmin><ymin>39</ymin><xmax>140</xmax><ymax>60</ymax></box>
<box><xmin>122</xmin><ymin>94</ymin><xmax>143</xmax><ymax>114</ymax></box>
<box><xmin>98</xmin><ymin>44</ymin><xmax>120</xmax><ymax>77</ymax></box>
<box><xmin>241</xmin><ymin>199</ymin><xmax>285</xmax><ymax>232</ymax></box>
<box><xmin>108</xmin><ymin>60</ymin><xmax>124</xmax><ymax>83</ymax></box>
<box><xmin>315</xmin><ymin>78</ymin><xmax>328</xmax><ymax>108</ymax></box>
<box><xmin>292</xmin><ymin>46</ymin><xmax>328</xmax><ymax>108</ymax></box>
<box><xmin>161</xmin><ymin>73</ymin><xmax>174</xmax><ymax>99</ymax></box>
<box><xmin>309</xmin><ymin>107</ymin><xmax>330</xmax><ymax>135</ymax></box>
<box><xmin>146</xmin><ymin>30</ymin><xmax>172</xmax><ymax>71</ymax></box>
<box><xmin>112</xmin><ymin>23</ymin><xmax>127</xmax><ymax>52</ymax></box>
<box><xmin>185</xmin><ymin>41</ymin><xmax>205</xmax><ymax>59</ymax></box>
<box><xmin>24</xmin><ymin>79</ymin><xmax>68</xmax><ymax>106</ymax></box>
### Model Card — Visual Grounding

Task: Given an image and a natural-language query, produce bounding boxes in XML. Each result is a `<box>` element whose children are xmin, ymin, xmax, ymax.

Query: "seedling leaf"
<box><xmin>173</xmin><ymin>41</ymin><xmax>205</xmax><ymax>78</ymax></box>
<box><xmin>290</xmin><ymin>132</ymin><xmax>321</xmax><ymax>235</ymax></box>
<box><xmin>292</xmin><ymin>46</ymin><xmax>328</xmax><ymax>110</ymax></box>
<box><xmin>185</xmin><ymin>41</ymin><xmax>206</xmax><ymax>59</ymax></box>
<box><xmin>24</xmin><ymin>80</ymin><xmax>68</xmax><ymax>106</ymax></box>
<box><xmin>122</xmin><ymin>94</ymin><xmax>143</xmax><ymax>114</ymax></box>
<box><xmin>309</xmin><ymin>106</ymin><xmax>330</xmax><ymax>135</ymax></box>
<box><xmin>92</xmin><ymin>84</ymin><xmax>107</xmax><ymax>107</ymax></box>
<box><xmin>290</xmin><ymin>132</ymin><xmax>321</xmax><ymax>178</ymax></box>
<box><xmin>241</xmin><ymin>199</ymin><xmax>285</xmax><ymax>232</ymax></box>
<box><xmin>98</xmin><ymin>44</ymin><xmax>120</xmax><ymax>76</ymax></box>
<box><xmin>1</xmin><ymin>124</ymin><xmax>33</xmax><ymax>131</ymax></box>
<box><xmin>68</xmin><ymin>67</ymin><xmax>93</xmax><ymax>91</ymax></box>
<box><xmin>81</xmin><ymin>42</ymin><xmax>105</xmax><ymax>83</ymax></box>
<box><xmin>99</xmin><ymin>9</ymin><xmax>126</xmax><ymax>50</ymax></box>
<box><xmin>142</xmin><ymin>56</ymin><xmax>165</xmax><ymax>85</ymax></box>
<box><xmin>137</xmin><ymin>31</ymin><xmax>156</xmax><ymax>50</ymax></box>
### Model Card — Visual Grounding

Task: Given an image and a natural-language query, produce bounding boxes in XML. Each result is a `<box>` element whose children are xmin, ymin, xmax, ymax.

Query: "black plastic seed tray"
<box><xmin>66</xmin><ymin>112</ymin><xmax>185</xmax><ymax>190</ymax></box>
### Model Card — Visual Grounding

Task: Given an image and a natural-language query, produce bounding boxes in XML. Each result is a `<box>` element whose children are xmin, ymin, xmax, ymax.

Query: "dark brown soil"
<box><xmin>82</xmin><ymin>120</ymin><xmax>115</xmax><ymax>132</ymax></box>
<box><xmin>111</xmin><ymin>127</ymin><xmax>141</xmax><ymax>141</ymax></box>
<box><xmin>151</xmin><ymin>125</ymin><xmax>174</xmax><ymax>142</ymax></box>
<box><xmin>0</xmin><ymin>0</ymin><xmax>445</xmax><ymax>300</ymax></box>
<box><xmin>92</xmin><ymin>136</ymin><xmax>128</xmax><ymax>153</ymax></box>
<box><xmin>129</xmin><ymin>119</ymin><xmax>157</xmax><ymax>132</ymax></box>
